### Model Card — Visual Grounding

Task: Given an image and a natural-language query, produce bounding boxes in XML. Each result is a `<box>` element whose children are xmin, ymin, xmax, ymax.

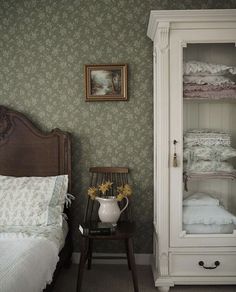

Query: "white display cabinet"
<box><xmin>147</xmin><ymin>9</ymin><xmax>236</xmax><ymax>292</ymax></box>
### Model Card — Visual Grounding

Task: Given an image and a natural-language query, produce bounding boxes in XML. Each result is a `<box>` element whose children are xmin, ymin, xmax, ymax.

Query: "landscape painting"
<box><xmin>85</xmin><ymin>64</ymin><xmax>128</xmax><ymax>101</ymax></box>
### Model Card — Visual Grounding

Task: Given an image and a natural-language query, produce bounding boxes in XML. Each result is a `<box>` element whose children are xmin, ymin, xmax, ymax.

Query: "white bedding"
<box><xmin>0</xmin><ymin>238</ymin><xmax>59</xmax><ymax>292</ymax></box>
<box><xmin>0</xmin><ymin>221</ymin><xmax>68</xmax><ymax>251</ymax></box>
<box><xmin>0</xmin><ymin>223</ymin><xmax>68</xmax><ymax>292</ymax></box>
<box><xmin>0</xmin><ymin>174</ymin><xmax>72</xmax><ymax>292</ymax></box>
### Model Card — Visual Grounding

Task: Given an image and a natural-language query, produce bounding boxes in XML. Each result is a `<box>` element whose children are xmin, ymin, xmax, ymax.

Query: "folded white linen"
<box><xmin>184</xmin><ymin>130</ymin><xmax>231</xmax><ymax>147</ymax></box>
<box><xmin>184</xmin><ymin>223</ymin><xmax>235</xmax><ymax>234</ymax></box>
<box><xmin>183</xmin><ymin>75</ymin><xmax>235</xmax><ymax>85</ymax></box>
<box><xmin>183</xmin><ymin>193</ymin><xmax>219</xmax><ymax>206</ymax></box>
<box><xmin>183</xmin><ymin>205</ymin><xmax>236</xmax><ymax>225</ymax></box>
<box><xmin>183</xmin><ymin>60</ymin><xmax>236</xmax><ymax>75</ymax></box>
<box><xmin>0</xmin><ymin>238</ymin><xmax>59</xmax><ymax>292</ymax></box>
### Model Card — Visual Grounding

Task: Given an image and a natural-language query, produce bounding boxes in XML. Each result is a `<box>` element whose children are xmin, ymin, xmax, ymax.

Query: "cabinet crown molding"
<box><xmin>147</xmin><ymin>9</ymin><xmax>236</xmax><ymax>41</ymax></box>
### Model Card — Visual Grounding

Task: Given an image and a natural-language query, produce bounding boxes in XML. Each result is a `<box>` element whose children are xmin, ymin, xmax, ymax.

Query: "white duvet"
<box><xmin>0</xmin><ymin>238</ymin><xmax>59</xmax><ymax>292</ymax></box>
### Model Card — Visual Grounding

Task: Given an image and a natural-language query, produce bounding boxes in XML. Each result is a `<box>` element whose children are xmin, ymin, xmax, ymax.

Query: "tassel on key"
<box><xmin>173</xmin><ymin>152</ymin><xmax>178</xmax><ymax>167</ymax></box>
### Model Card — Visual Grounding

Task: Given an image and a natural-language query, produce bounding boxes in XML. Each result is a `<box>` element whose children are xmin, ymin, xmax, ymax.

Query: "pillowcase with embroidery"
<box><xmin>183</xmin><ymin>161</ymin><xmax>234</xmax><ymax>173</ymax></box>
<box><xmin>0</xmin><ymin>175</ymin><xmax>68</xmax><ymax>226</ymax></box>
<box><xmin>184</xmin><ymin>145</ymin><xmax>236</xmax><ymax>162</ymax></box>
<box><xmin>184</xmin><ymin>132</ymin><xmax>231</xmax><ymax>147</ymax></box>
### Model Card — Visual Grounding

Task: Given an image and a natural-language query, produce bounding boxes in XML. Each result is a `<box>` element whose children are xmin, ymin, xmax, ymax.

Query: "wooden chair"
<box><xmin>77</xmin><ymin>167</ymin><xmax>139</xmax><ymax>292</ymax></box>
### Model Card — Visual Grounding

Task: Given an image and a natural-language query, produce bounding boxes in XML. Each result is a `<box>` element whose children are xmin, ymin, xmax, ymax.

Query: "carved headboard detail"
<box><xmin>0</xmin><ymin>105</ymin><xmax>72</xmax><ymax>192</ymax></box>
<box><xmin>0</xmin><ymin>106</ymin><xmax>13</xmax><ymax>144</ymax></box>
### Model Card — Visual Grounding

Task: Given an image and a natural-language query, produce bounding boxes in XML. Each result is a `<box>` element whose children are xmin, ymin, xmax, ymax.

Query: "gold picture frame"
<box><xmin>85</xmin><ymin>64</ymin><xmax>128</xmax><ymax>101</ymax></box>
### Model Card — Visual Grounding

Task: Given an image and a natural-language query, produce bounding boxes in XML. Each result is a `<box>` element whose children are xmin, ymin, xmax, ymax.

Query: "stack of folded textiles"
<box><xmin>183</xmin><ymin>60</ymin><xmax>236</xmax><ymax>99</ymax></box>
<box><xmin>184</xmin><ymin>129</ymin><xmax>236</xmax><ymax>174</ymax></box>
<box><xmin>183</xmin><ymin>192</ymin><xmax>236</xmax><ymax>234</ymax></box>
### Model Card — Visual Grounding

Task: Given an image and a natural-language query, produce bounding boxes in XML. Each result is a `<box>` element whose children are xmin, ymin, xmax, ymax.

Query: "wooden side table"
<box><xmin>76</xmin><ymin>221</ymin><xmax>139</xmax><ymax>292</ymax></box>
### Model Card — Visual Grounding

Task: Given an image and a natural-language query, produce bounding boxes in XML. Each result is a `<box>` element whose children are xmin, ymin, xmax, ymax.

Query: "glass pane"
<box><xmin>182</xmin><ymin>43</ymin><xmax>236</xmax><ymax>235</ymax></box>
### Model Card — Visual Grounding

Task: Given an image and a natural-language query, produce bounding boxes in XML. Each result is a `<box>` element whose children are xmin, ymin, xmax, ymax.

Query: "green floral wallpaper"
<box><xmin>0</xmin><ymin>0</ymin><xmax>236</xmax><ymax>253</ymax></box>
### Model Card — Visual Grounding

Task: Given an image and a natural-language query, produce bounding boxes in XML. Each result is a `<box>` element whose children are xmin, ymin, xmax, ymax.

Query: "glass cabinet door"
<box><xmin>182</xmin><ymin>43</ymin><xmax>236</xmax><ymax>236</ymax></box>
<box><xmin>169</xmin><ymin>28</ymin><xmax>236</xmax><ymax>247</ymax></box>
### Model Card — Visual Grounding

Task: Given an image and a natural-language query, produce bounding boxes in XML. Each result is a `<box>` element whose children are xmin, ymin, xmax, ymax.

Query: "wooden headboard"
<box><xmin>0</xmin><ymin>105</ymin><xmax>72</xmax><ymax>192</ymax></box>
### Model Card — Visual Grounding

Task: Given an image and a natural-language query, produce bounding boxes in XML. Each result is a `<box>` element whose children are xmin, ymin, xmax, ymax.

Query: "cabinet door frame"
<box><xmin>169</xmin><ymin>29</ymin><xmax>236</xmax><ymax>247</ymax></box>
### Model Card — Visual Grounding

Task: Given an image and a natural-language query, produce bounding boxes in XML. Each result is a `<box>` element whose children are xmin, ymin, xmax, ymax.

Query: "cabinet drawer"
<box><xmin>170</xmin><ymin>253</ymin><xmax>236</xmax><ymax>276</ymax></box>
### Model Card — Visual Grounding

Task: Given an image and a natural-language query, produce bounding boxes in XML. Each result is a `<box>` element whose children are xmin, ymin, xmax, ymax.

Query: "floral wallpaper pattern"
<box><xmin>0</xmin><ymin>0</ymin><xmax>236</xmax><ymax>253</ymax></box>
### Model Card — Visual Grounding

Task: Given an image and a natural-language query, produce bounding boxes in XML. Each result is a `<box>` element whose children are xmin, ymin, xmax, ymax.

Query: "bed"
<box><xmin>0</xmin><ymin>105</ymin><xmax>73</xmax><ymax>292</ymax></box>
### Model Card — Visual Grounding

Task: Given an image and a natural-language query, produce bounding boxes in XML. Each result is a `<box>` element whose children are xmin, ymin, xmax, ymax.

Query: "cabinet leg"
<box><xmin>127</xmin><ymin>238</ymin><xmax>139</xmax><ymax>292</ymax></box>
<box><xmin>158</xmin><ymin>287</ymin><xmax>170</xmax><ymax>292</ymax></box>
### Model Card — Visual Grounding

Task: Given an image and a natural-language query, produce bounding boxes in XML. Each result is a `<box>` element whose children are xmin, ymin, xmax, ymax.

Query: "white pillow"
<box><xmin>183</xmin><ymin>193</ymin><xmax>219</xmax><ymax>206</ymax></box>
<box><xmin>183</xmin><ymin>205</ymin><xmax>236</xmax><ymax>225</ymax></box>
<box><xmin>0</xmin><ymin>175</ymin><xmax>68</xmax><ymax>226</ymax></box>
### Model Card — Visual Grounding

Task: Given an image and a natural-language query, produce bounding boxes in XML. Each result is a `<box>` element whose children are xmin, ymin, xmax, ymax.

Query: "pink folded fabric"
<box><xmin>183</xmin><ymin>83</ymin><xmax>236</xmax><ymax>99</ymax></box>
<box><xmin>184</xmin><ymin>83</ymin><xmax>236</xmax><ymax>92</ymax></box>
<box><xmin>184</xmin><ymin>89</ymin><xmax>236</xmax><ymax>99</ymax></box>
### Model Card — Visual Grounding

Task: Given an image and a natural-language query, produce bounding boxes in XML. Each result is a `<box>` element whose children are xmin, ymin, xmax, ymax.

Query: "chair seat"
<box><xmin>82</xmin><ymin>221</ymin><xmax>136</xmax><ymax>240</ymax></box>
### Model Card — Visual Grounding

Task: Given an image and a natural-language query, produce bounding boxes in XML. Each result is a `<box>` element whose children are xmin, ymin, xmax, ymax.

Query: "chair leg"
<box><xmin>125</xmin><ymin>239</ymin><xmax>131</xmax><ymax>270</ymax></box>
<box><xmin>127</xmin><ymin>237</ymin><xmax>139</xmax><ymax>292</ymax></box>
<box><xmin>76</xmin><ymin>237</ymin><xmax>89</xmax><ymax>292</ymax></box>
<box><xmin>87</xmin><ymin>238</ymin><xmax>93</xmax><ymax>270</ymax></box>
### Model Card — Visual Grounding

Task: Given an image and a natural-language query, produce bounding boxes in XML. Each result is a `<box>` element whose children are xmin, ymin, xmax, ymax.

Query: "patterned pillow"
<box><xmin>183</xmin><ymin>161</ymin><xmax>234</xmax><ymax>173</ymax></box>
<box><xmin>184</xmin><ymin>145</ymin><xmax>236</xmax><ymax>162</ymax></box>
<box><xmin>0</xmin><ymin>175</ymin><xmax>68</xmax><ymax>226</ymax></box>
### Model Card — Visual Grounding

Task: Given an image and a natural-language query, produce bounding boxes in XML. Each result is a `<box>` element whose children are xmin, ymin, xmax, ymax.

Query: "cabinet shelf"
<box><xmin>184</xmin><ymin>97</ymin><xmax>236</xmax><ymax>103</ymax></box>
<box><xmin>183</xmin><ymin>171</ymin><xmax>236</xmax><ymax>191</ymax></box>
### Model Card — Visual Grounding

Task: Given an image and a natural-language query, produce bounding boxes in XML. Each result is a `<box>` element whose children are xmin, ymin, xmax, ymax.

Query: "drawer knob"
<box><xmin>198</xmin><ymin>260</ymin><xmax>220</xmax><ymax>270</ymax></box>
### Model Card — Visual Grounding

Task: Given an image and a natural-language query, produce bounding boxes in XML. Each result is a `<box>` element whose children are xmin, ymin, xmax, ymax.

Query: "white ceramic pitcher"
<box><xmin>95</xmin><ymin>196</ymin><xmax>129</xmax><ymax>224</ymax></box>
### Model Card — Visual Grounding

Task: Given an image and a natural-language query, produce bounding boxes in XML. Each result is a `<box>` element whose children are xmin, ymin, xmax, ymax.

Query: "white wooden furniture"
<box><xmin>147</xmin><ymin>10</ymin><xmax>236</xmax><ymax>292</ymax></box>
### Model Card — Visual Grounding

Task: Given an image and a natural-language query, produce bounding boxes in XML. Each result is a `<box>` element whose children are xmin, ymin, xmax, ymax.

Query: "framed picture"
<box><xmin>84</xmin><ymin>64</ymin><xmax>128</xmax><ymax>101</ymax></box>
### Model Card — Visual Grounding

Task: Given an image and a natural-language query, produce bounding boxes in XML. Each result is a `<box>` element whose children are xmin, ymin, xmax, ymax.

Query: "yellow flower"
<box><xmin>116</xmin><ymin>194</ymin><xmax>124</xmax><ymax>201</ymax></box>
<box><xmin>98</xmin><ymin>181</ymin><xmax>112</xmax><ymax>194</ymax></box>
<box><xmin>87</xmin><ymin>181</ymin><xmax>132</xmax><ymax>200</ymax></box>
<box><xmin>123</xmin><ymin>184</ymin><xmax>132</xmax><ymax>196</ymax></box>
<box><xmin>88</xmin><ymin>187</ymin><xmax>97</xmax><ymax>200</ymax></box>
<box><xmin>117</xmin><ymin>185</ymin><xmax>124</xmax><ymax>193</ymax></box>
<box><xmin>117</xmin><ymin>184</ymin><xmax>132</xmax><ymax>197</ymax></box>
<box><xmin>105</xmin><ymin>180</ymin><xmax>113</xmax><ymax>189</ymax></box>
